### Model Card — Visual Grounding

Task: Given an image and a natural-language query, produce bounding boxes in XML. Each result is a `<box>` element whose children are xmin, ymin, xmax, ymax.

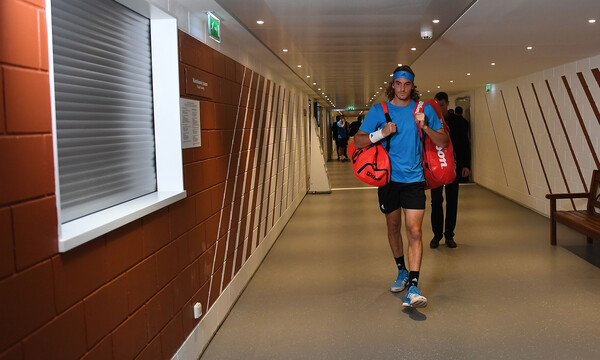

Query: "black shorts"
<box><xmin>335</xmin><ymin>138</ymin><xmax>348</xmax><ymax>147</ymax></box>
<box><xmin>378</xmin><ymin>181</ymin><xmax>426</xmax><ymax>213</ymax></box>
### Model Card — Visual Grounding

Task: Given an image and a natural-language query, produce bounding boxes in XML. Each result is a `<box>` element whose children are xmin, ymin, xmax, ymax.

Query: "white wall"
<box><xmin>471</xmin><ymin>54</ymin><xmax>600</xmax><ymax>215</ymax></box>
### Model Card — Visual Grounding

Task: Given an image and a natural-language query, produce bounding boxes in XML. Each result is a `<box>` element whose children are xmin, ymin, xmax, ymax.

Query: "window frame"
<box><xmin>47</xmin><ymin>0</ymin><xmax>186</xmax><ymax>252</ymax></box>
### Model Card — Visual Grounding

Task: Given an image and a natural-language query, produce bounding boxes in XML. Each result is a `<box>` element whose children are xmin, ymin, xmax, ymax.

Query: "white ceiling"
<box><xmin>202</xmin><ymin>0</ymin><xmax>600</xmax><ymax>110</ymax></box>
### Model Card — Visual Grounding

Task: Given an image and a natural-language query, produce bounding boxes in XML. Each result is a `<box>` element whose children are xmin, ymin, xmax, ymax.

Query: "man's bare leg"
<box><xmin>402</xmin><ymin>208</ymin><xmax>427</xmax><ymax>308</ymax></box>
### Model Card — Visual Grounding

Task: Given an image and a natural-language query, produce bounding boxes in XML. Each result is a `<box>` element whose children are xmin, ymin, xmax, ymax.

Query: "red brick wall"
<box><xmin>0</xmin><ymin>2</ymin><xmax>305</xmax><ymax>359</ymax></box>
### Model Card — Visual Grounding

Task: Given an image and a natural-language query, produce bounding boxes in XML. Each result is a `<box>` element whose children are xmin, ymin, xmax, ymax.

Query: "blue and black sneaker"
<box><xmin>390</xmin><ymin>269</ymin><xmax>409</xmax><ymax>292</ymax></box>
<box><xmin>402</xmin><ymin>285</ymin><xmax>427</xmax><ymax>308</ymax></box>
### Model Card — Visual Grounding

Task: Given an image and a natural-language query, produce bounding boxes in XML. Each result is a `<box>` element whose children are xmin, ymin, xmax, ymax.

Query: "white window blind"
<box><xmin>52</xmin><ymin>0</ymin><xmax>157</xmax><ymax>223</ymax></box>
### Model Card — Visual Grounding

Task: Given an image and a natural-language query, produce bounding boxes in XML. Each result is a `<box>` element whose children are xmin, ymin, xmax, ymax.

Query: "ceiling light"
<box><xmin>437</xmin><ymin>85</ymin><xmax>441</xmax><ymax>88</ymax></box>
<box><xmin>313</xmin><ymin>82</ymin><xmax>316</xmax><ymax>85</ymax></box>
<box><xmin>297</xmin><ymin>64</ymin><xmax>302</xmax><ymax>68</ymax></box>
<box><xmin>491</xmin><ymin>62</ymin><xmax>496</xmax><ymax>65</ymax></box>
<box><xmin>526</xmin><ymin>46</ymin><xmax>533</xmax><ymax>50</ymax></box>
<box><xmin>318</xmin><ymin>88</ymin><xmax>321</xmax><ymax>91</ymax></box>
<box><xmin>256</xmin><ymin>20</ymin><xmax>264</xmax><ymax>25</ymax></box>
<box><xmin>390</xmin><ymin>74</ymin><xmax>393</xmax><ymax>77</ymax></box>
<box><xmin>589</xmin><ymin>19</ymin><xmax>596</xmax><ymax>23</ymax></box>
<box><xmin>450</xmin><ymin>80</ymin><xmax>454</xmax><ymax>83</ymax></box>
<box><xmin>432</xmin><ymin>19</ymin><xmax>440</xmax><ymax>24</ymax></box>
<box><xmin>411</xmin><ymin>47</ymin><xmax>417</xmax><ymax>51</ymax></box>
<box><xmin>467</xmin><ymin>73</ymin><xmax>471</xmax><ymax>75</ymax></box>
<box><xmin>282</xmin><ymin>48</ymin><xmax>288</xmax><ymax>52</ymax></box>
<box><xmin>379</xmin><ymin>87</ymin><xmax>383</xmax><ymax>89</ymax></box>
<box><xmin>398</xmin><ymin>63</ymin><xmax>403</xmax><ymax>66</ymax></box>
<box><xmin>383</xmin><ymin>81</ymin><xmax>388</xmax><ymax>84</ymax></box>
<box><xmin>427</xmin><ymin>90</ymin><xmax>431</xmax><ymax>93</ymax></box>
<box><xmin>306</xmin><ymin>75</ymin><xmax>310</xmax><ymax>78</ymax></box>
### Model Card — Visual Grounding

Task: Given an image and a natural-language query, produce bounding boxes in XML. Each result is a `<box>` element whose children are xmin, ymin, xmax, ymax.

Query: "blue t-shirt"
<box><xmin>337</xmin><ymin>121</ymin><xmax>347</xmax><ymax>139</ymax></box>
<box><xmin>359</xmin><ymin>100</ymin><xmax>443</xmax><ymax>183</ymax></box>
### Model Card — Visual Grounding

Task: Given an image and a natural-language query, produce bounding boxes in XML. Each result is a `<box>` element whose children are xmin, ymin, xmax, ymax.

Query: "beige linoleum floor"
<box><xmin>200</xmin><ymin>160</ymin><xmax>600</xmax><ymax>360</ymax></box>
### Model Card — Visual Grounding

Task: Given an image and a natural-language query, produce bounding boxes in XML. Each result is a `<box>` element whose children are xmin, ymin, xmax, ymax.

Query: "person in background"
<box><xmin>429</xmin><ymin>92</ymin><xmax>471</xmax><ymax>249</ymax></box>
<box><xmin>334</xmin><ymin>115</ymin><xmax>349</xmax><ymax>161</ymax></box>
<box><xmin>353</xmin><ymin>65</ymin><xmax>448</xmax><ymax>308</ymax></box>
<box><xmin>454</xmin><ymin>106</ymin><xmax>471</xmax><ymax>182</ymax></box>
<box><xmin>348</xmin><ymin>115</ymin><xmax>363</xmax><ymax>137</ymax></box>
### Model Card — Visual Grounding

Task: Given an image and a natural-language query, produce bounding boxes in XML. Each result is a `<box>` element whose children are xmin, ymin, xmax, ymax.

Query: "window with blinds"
<box><xmin>51</xmin><ymin>0</ymin><xmax>157</xmax><ymax>223</ymax></box>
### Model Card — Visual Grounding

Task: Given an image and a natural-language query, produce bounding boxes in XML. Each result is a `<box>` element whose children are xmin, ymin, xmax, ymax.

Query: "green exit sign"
<box><xmin>486</xmin><ymin>84</ymin><xmax>492</xmax><ymax>92</ymax></box>
<box><xmin>208</xmin><ymin>12</ymin><xmax>221</xmax><ymax>43</ymax></box>
<box><xmin>347</xmin><ymin>105</ymin><xmax>355</xmax><ymax>111</ymax></box>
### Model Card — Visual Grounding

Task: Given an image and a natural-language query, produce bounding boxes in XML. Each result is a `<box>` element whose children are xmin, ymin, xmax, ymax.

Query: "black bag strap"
<box><xmin>380</xmin><ymin>101</ymin><xmax>393</xmax><ymax>152</ymax></box>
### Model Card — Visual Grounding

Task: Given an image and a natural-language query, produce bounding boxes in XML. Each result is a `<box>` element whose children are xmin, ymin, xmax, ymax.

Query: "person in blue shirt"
<box><xmin>353</xmin><ymin>65</ymin><xmax>448</xmax><ymax>308</ymax></box>
<box><xmin>335</xmin><ymin>115</ymin><xmax>349</xmax><ymax>161</ymax></box>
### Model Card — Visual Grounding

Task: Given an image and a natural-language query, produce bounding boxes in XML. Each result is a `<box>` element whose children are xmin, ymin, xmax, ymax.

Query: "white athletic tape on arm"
<box><xmin>369</xmin><ymin>129</ymin><xmax>384</xmax><ymax>143</ymax></box>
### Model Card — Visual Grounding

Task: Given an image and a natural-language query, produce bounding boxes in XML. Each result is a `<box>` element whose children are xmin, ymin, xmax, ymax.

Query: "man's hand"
<box><xmin>414</xmin><ymin>112</ymin><xmax>426</xmax><ymax>129</ymax></box>
<box><xmin>382</xmin><ymin>121</ymin><xmax>397</xmax><ymax>137</ymax></box>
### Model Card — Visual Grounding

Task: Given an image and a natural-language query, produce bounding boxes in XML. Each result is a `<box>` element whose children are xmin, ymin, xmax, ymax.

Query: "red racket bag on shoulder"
<box><xmin>347</xmin><ymin>102</ymin><xmax>393</xmax><ymax>187</ymax></box>
<box><xmin>415</xmin><ymin>100</ymin><xmax>456</xmax><ymax>189</ymax></box>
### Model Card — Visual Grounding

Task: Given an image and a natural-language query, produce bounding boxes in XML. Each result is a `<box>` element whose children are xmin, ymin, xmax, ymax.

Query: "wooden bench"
<box><xmin>546</xmin><ymin>170</ymin><xmax>600</xmax><ymax>245</ymax></box>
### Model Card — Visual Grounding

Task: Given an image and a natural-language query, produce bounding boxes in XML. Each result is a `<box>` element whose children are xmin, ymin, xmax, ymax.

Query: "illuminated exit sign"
<box><xmin>208</xmin><ymin>12</ymin><xmax>221</xmax><ymax>43</ymax></box>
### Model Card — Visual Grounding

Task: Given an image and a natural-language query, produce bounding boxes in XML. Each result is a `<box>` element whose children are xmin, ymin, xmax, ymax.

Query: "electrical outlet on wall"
<box><xmin>194</xmin><ymin>302</ymin><xmax>203</xmax><ymax>319</ymax></box>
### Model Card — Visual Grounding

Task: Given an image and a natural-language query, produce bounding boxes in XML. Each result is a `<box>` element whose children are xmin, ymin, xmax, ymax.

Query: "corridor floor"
<box><xmin>199</xmin><ymin>161</ymin><xmax>600</xmax><ymax>359</ymax></box>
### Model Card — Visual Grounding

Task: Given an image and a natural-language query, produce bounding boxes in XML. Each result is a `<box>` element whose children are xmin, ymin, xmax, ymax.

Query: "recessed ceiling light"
<box><xmin>390</xmin><ymin>74</ymin><xmax>393</xmax><ymax>77</ymax></box>
<box><xmin>297</xmin><ymin>64</ymin><xmax>302</xmax><ymax>68</ymax></box>
<box><xmin>411</xmin><ymin>47</ymin><xmax>417</xmax><ymax>51</ymax></box>
<box><xmin>282</xmin><ymin>49</ymin><xmax>288</xmax><ymax>52</ymax></box>
<box><xmin>398</xmin><ymin>63</ymin><xmax>403</xmax><ymax>66</ymax></box>
<box><xmin>313</xmin><ymin>82</ymin><xmax>316</xmax><ymax>85</ymax></box>
<box><xmin>467</xmin><ymin>73</ymin><xmax>471</xmax><ymax>76</ymax></box>
<box><xmin>318</xmin><ymin>88</ymin><xmax>321</xmax><ymax>91</ymax></box>
<box><xmin>491</xmin><ymin>62</ymin><xmax>496</xmax><ymax>66</ymax></box>
<box><xmin>527</xmin><ymin>46</ymin><xmax>533</xmax><ymax>50</ymax></box>
<box><xmin>306</xmin><ymin>75</ymin><xmax>310</xmax><ymax>78</ymax></box>
<box><xmin>256</xmin><ymin>20</ymin><xmax>264</xmax><ymax>25</ymax></box>
<box><xmin>589</xmin><ymin>19</ymin><xmax>596</xmax><ymax>23</ymax></box>
<box><xmin>450</xmin><ymin>80</ymin><xmax>454</xmax><ymax>83</ymax></box>
<box><xmin>437</xmin><ymin>85</ymin><xmax>441</xmax><ymax>88</ymax></box>
<box><xmin>383</xmin><ymin>81</ymin><xmax>388</xmax><ymax>84</ymax></box>
<box><xmin>379</xmin><ymin>87</ymin><xmax>383</xmax><ymax>89</ymax></box>
<box><xmin>427</xmin><ymin>90</ymin><xmax>431</xmax><ymax>93</ymax></box>
<box><xmin>432</xmin><ymin>19</ymin><xmax>440</xmax><ymax>24</ymax></box>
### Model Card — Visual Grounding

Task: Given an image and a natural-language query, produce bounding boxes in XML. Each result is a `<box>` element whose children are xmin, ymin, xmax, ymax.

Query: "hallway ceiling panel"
<box><xmin>205</xmin><ymin>0</ymin><xmax>600</xmax><ymax>109</ymax></box>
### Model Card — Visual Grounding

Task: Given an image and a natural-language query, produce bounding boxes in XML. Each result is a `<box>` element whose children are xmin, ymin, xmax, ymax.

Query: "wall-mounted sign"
<box><xmin>180</xmin><ymin>98</ymin><xmax>201</xmax><ymax>149</ymax></box>
<box><xmin>185</xmin><ymin>67</ymin><xmax>213</xmax><ymax>99</ymax></box>
<box><xmin>208</xmin><ymin>12</ymin><xmax>221</xmax><ymax>43</ymax></box>
<box><xmin>486</xmin><ymin>84</ymin><xmax>492</xmax><ymax>92</ymax></box>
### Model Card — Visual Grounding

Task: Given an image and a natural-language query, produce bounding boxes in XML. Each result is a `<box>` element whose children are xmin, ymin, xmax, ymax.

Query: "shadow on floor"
<box><xmin>562</xmin><ymin>243</ymin><xmax>600</xmax><ymax>268</ymax></box>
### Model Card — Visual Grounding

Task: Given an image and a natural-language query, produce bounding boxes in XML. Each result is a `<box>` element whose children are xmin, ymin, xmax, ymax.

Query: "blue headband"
<box><xmin>393</xmin><ymin>70</ymin><xmax>414</xmax><ymax>82</ymax></box>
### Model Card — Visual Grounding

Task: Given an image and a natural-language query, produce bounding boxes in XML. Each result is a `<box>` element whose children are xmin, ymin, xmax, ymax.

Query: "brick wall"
<box><xmin>0</xmin><ymin>1</ymin><xmax>307</xmax><ymax>359</ymax></box>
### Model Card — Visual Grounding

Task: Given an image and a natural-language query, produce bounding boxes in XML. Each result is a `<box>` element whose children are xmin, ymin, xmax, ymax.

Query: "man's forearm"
<box><xmin>353</xmin><ymin>131</ymin><xmax>372</xmax><ymax>149</ymax></box>
<box><xmin>424</xmin><ymin>127</ymin><xmax>448</xmax><ymax>148</ymax></box>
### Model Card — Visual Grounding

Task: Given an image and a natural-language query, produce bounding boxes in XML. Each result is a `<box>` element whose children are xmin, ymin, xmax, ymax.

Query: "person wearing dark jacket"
<box><xmin>348</xmin><ymin>115</ymin><xmax>363</xmax><ymax>137</ymax></box>
<box><xmin>430</xmin><ymin>92</ymin><xmax>471</xmax><ymax>249</ymax></box>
